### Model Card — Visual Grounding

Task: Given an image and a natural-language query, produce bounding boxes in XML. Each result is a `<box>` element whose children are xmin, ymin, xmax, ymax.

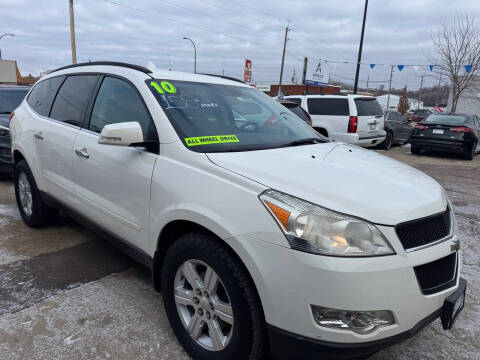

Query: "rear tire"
<box><xmin>464</xmin><ymin>141</ymin><xmax>476</xmax><ymax>161</ymax></box>
<box><xmin>14</xmin><ymin>160</ymin><xmax>58</xmax><ymax>227</ymax></box>
<box><xmin>411</xmin><ymin>143</ymin><xmax>420</xmax><ymax>155</ymax></box>
<box><xmin>161</xmin><ymin>232</ymin><xmax>266</xmax><ymax>360</ymax></box>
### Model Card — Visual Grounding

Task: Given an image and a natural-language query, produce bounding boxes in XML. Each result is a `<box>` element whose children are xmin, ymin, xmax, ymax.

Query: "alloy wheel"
<box><xmin>18</xmin><ymin>172</ymin><xmax>33</xmax><ymax>216</ymax></box>
<box><xmin>174</xmin><ymin>259</ymin><xmax>234</xmax><ymax>351</ymax></box>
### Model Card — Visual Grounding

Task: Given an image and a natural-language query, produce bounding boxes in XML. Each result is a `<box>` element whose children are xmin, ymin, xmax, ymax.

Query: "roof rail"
<box><xmin>50</xmin><ymin>61</ymin><xmax>152</xmax><ymax>74</ymax></box>
<box><xmin>199</xmin><ymin>73</ymin><xmax>245</xmax><ymax>84</ymax></box>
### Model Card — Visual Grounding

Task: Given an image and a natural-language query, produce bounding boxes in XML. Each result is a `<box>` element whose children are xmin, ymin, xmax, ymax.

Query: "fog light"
<box><xmin>311</xmin><ymin>305</ymin><xmax>395</xmax><ymax>334</ymax></box>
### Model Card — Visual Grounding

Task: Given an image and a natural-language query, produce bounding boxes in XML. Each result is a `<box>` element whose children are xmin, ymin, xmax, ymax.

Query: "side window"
<box><xmin>89</xmin><ymin>76</ymin><xmax>157</xmax><ymax>141</ymax></box>
<box><xmin>27</xmin><ymin>76</ymin><xmax>65</xmax><ymax>117</ymax></box>
<box><xmin>50</xmin><ymin>75</ymin><xmax>98</xmax><ymax>126</ymax></box>
<box><xmin>287</xmin><ymin>98</ymin><xmax>302</xmax><ymax>105</ymax></box>
<box><xmin>307</xmin><ymin>98</ymin><xmax>349</xmax><ymax>116</ymax></box>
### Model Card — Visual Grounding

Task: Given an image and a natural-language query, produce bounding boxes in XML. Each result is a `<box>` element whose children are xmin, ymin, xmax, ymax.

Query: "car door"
<box><xmin>398</xmin><ymin>113</ymin><xmax>412</xmax><ymax>142</ymax></box>
<box><xmin>72</xmin><ymin>75</ymin><xmax>158</xmax><ymax>250</ymax></box>
<box><xmin>37</xmin><ymin>74</ymin><xmax>98</xmax><ymax>203</ymax></box>
<box><xmin>386</xmin><ymin>111</ymin><xmax>400</xmax><ymax>141</ymax></box>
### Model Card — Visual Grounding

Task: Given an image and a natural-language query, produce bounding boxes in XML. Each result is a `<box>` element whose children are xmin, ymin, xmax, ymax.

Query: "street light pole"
<box><xmin>69</xmin><ymin>0</ymin><xmax>77</xmax><ymax>64</ymax></box>
<box><xmin>0</xmin><ymin>33</ymin><xmax>15</xmax><ymax>59</ymax></box>
<box><xmin>353</xmin><ymin>0</ymin><xmax>368</xmax><ymax>94</ymax></box>
<box><xmin>183</xmin><ymin>37</ymin><xmax>197</xmax><ymax>74</ymax></box>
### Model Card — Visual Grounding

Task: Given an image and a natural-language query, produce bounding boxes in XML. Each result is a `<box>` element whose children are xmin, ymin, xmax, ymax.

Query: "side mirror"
<box><xmin>98</xmin><ymin>122</ymin><xmax>143</xmax><ymax>146</ymax></box>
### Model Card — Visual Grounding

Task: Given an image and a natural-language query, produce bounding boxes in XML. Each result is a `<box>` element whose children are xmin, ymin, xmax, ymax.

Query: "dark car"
<box><xmin>379</xmin><ymin>110</ymin><xmax>413</xmax><ymax>150</ymax></box>
<box><xmin>0</xmin><ymin>85</ymin><xmax>30</xmax><ymax>173</ymax></box>
<box><xmin>411</xmin><ymin>112</ymin><xmax>480</xmax><ymax>160</ymax></box>
<box><xmin>277</xmin><ymin>99</ymin><xmax>312</xmax><ymax>126</ymax></box>
<box><xmin>411</xmin><ymin>109</ymin><xmax>432</xmax><ymax>122</ymax></box>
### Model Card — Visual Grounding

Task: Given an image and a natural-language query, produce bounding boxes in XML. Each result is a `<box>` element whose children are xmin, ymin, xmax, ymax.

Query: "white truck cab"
<box><xmin>9</xmin><ymin>62</ymin><xmax>465</xmax><ymax>360</ymax></box>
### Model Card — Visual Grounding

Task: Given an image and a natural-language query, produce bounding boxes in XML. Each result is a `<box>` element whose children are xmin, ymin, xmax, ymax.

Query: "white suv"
<box><xmin>284</xmin><ymin>94</ymin><xmax>386</xmax><ymax>147</ymax></box>
<box><xmin>10</xmin><ymin>62</ymin><xmax>465</xmax><ymax>360</ymax></box>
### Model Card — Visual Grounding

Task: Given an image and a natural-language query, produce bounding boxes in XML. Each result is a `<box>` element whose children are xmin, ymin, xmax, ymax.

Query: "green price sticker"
<box><xmin>150</xmin><ymin>81</ymin><xmax>177</xmax><ymax>94</ymax></box>
<box><xmin>185</xmin><ymin>135</ymin><xmax>239</xmax><ymax>147</ymax></box>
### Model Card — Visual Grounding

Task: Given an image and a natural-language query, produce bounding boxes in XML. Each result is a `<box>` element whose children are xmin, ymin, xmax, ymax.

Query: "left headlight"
<box><xmin>0</xmin><ymin>125</ymin><xmax>10</xmax><ymax>137</ymax></box>
<box><xmin>260</xmin><ymin>190</ymin><xmax>395</xmax><ymax>257</ymax></box>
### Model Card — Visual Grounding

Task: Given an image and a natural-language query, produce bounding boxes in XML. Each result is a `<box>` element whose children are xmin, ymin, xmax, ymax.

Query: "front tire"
<box><xmin>411</xmin><ymin>143</ymin><xmax>421</xmax><ymax>155</ymax></box>
<box><xmin>14</xmin><ymin>160</ymin><xmax>58</xmax><ymax>227</ymax></box>
<box><xmin>161</xmin><ymin>232</ymin><xmax>265</xmax><ymax>360</ymax></box>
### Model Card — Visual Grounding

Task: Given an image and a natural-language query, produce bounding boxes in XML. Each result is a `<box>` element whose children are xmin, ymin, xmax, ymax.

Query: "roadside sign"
<box><xmin>255</xmin><ymin>84</ymin><xmax>271</xmax><ymax>92</ymax></box>
<box><xmin>244</xmin><ymin>59</ymin><xmax>252</xmax><ymax>83</ymax></box>
<box><xmin>306</xmin><ymin>60</ymin><xmax>329</xmax><ymax>86</ymax></box>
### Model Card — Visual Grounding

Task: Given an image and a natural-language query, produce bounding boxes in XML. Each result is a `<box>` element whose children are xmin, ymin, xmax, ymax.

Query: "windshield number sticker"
<box><xmin>185</xmin><ymin>135</ymin><xmax>239</xmax><ymax>147</ymax></box>
<box><xmin>150</xmin><ymin>81</ymin><xmax>176</xmax><ymax>94</ymax></box>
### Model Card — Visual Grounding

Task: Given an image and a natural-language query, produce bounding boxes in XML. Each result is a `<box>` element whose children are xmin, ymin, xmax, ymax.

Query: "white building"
<box><xmin>376</xmin><ymin>94</ymin><xmax>423</xmax><ymax>112</ymax></box>
<box><xmin>447</xmin><ymin>76</ymin><xmax>480</xmax><ymax>115</ymax></box>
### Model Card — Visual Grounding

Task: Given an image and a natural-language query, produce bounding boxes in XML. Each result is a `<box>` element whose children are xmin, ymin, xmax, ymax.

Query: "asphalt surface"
<box><xmin>0</xmin><ymin>145</ymin><xmax>479</xmax><ymax>360</ymax></box>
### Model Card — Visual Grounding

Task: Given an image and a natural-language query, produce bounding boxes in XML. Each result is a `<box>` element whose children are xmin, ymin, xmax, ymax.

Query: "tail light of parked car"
<box><xmin>450</xmin><ymin>126</ymin><xmax>472</xmax><ymax>133</ymax></box>
<box><xmin>348</xmin><ymin>116</ymin><xmax>358</xmax><ymax>133</ymax></box>
<box><xmin>414</xmin><ymin>123</ymin><xmax>428</xmax><ymax>130</ymax></box>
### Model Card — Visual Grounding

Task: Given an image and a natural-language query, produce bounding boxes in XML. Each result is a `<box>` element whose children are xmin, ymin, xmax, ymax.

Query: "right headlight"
<box><xmin>260</xmin><ymin>190</ymin><xmax>395</xmax><ymax>257</ymax></box>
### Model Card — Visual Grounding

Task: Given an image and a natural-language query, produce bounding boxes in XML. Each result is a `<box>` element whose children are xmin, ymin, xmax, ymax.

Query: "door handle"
<box><xmin>34</xmin><ymin>131</ymin><xmax>44</xmax><ymax>140</ymax></box>
<box><xmin>75</xmin><ymin>148</ymin><xmax>90</xmax><ymax>159</ymax></box>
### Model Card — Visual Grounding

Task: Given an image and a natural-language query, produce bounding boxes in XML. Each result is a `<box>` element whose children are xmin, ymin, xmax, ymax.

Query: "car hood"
<box><xmin>207</xmin><ymin>143</ymin><xmax>447</xmax><ymax>225</ymax></box>
<box><xmin>0</xmin><ymin>114</ymin><xmax>9</xmax><ymax>128</ymax></box>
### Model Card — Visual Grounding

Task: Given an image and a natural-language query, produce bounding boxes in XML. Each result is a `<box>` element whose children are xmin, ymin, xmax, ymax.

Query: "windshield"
<box><xmin>0</xmin><ymin>89</ymin><xmax>29</xmax><ymax>113</ymax></box>
<box><xmin>147</xmin><ymin>79</ymin><xmax>323</xmax><ymax>152</ymax></box>
<box><xmin>423</xmin><ymin>114</ymin><xmax>468</xmax><ymax>124</ymax></box>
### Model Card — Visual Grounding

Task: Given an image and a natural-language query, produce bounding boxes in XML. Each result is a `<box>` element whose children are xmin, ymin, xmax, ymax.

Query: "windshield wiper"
<box><xmin>279</xmin><ymin>137</ymin><xmax>325</xmax><ymax>147</ymax></box>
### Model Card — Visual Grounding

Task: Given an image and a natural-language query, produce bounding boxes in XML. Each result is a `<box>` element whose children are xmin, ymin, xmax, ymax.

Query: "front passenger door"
<box><xmin>72</xmin><ymin>76</ymin><xmax>158</xmax><ymax>250</ymax></box>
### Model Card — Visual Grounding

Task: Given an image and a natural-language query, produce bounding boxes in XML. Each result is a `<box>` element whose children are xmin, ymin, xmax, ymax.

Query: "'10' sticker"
<box><xmin>150</xmin><ymin>81</ymin><xmax>176</xmax><ymax>94</ymax></box>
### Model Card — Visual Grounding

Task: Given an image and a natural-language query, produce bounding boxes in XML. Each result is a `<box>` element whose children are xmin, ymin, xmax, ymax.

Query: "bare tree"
<box><xmin>430</xmin><ymin>13</ymin><xmax>480</xmax><ymax>112</ymax></box>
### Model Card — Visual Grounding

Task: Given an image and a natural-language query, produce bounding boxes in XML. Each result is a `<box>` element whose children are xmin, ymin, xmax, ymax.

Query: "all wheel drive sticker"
<box><xmin>185</xmin><ymin>135</ymin><xmax>239</xmax><ymax>146</ymax></box>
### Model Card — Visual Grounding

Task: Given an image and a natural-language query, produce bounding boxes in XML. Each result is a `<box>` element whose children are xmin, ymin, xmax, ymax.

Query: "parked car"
<box><xmin>379</xmin><ymin>110</ymin><xmax>413</xmax><ymax>150</ymax></box>
<box><xmin>282</xmin><ymin>94</ymin><xmax>386</xmax><ymax>147</ymax></box>
<box><xmin>11</xmin><ymin>62</ymin><xmax>466</xmax><ymax>360</ymax></box>
<box><xmin>0</xmin><ymin>85</ymin><xmax>30</xmax><ymax>174</ymax></box>
<box><xmin>411</xmin><ymin>109</ymin><xmax>432</xmax><ymax>122</ymax></box>
<box><xmin>411</xmin><ymin>112</ymin><xmax>479</xmax><ymax>160</ymax></box>
<box><xmin>277</xmin><ymin>99</ymin><xmax>312</xmax><ymax>126</ymax></box>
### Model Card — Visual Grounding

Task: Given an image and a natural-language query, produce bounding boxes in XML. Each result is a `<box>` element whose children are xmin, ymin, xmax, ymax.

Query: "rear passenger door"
<box><xmin>35</xmin><ymin>74</ymin><xmax>99</xmax><ymax>202</ymax></box>
<box><xmin>72</xmin><ymin>75</ymin><xmax>158</xmax><ymax>250</ymax></box>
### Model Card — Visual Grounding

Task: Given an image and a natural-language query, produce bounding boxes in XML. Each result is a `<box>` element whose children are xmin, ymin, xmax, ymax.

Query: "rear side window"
<box><xmin>287</xmin><ymin>105</ymin><xmax>310</xmax><ymax>123</ymax></box>
<box><xmin>89</xmin><ymin>76</ymin><xmax>157</xmax><ymax>141</ymax></box>
<box><xmin>307</xmin><ymin>98</ymin><xmax>349</xmax><ymax>116</ymax></box>
<box><xmin>27</xmin><ymin>76</ymin><xmax>64</xmax><ymax>117</ymax></box>
<box><xmin>287</xmin><ymin>98</ymin><xmax>302</xmax><ymax>105</ymax></box>
<box><xmin>50</xmin><ymin>75</ymin><xmax>98</xmax><ymax>126</ymax></box>
<box><xmin>354</xmin><ymin>98</ymin><xmax>383</xmax><ymax>116</ymax></box>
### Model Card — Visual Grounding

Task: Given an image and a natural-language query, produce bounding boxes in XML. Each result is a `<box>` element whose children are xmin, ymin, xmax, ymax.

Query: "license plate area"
<box><xmin>433</xmin><ymin>129</ymin><xmax>444</xmax><ymax>134</ymax></box>
<box><xmin>441</xmin><ymin>278</ymin><xmax>467</xmax><ymax>330</ymax></box>
<box><xmin>369</xmin><ymin>124</ymin><xmax>376</xmax><ymax>130</ymax></box>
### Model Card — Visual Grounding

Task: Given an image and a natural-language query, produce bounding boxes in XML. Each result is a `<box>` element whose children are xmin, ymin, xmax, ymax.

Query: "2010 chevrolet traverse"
<box><xmin>10</xmin><ymin>62</ymin><xmax>466</xmax><ymax>360</ymax></box>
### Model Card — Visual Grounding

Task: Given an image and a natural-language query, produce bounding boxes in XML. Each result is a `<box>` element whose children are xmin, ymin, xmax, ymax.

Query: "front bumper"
<box><xmin>268</xmin><ymin>308</ymin><xmax>441</xmax><ymax>360</ymax></box>
<box><xmin>0</xmin><ymin>136</ymin><xmax>13</xmax><ymax>173</ymax></box>
<box><xmin>238</xmin><ymin>229</ymin><xmax>461</xmax><ymax>346</ymax></box>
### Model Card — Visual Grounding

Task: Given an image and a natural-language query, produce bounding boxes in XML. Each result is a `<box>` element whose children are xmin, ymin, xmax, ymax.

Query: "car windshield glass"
<box><xmin>0</xmin><ymin>89</ymin><xmax>29</xmax><ymax>113</ymax></box>
<box><xmin>354</xmin><ymin>98</ymin><xmax>383</xmax><ymax>116</ymax></box>
<box><xmin>147</xmin><ymin>79</ymin><xmax>323</xmax><ymax>152</ymax></box>
<box><xmin>423</xmin><ymin>114</ymin><xmax>468</xmax><ymax>124</ymax></box>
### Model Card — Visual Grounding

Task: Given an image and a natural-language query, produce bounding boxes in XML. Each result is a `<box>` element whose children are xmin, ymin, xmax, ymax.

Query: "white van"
<box><xmin>10</xmin><ymin>62</ymin><xmax>465</xmax><ymax>360</ymax></box>
<box><xmin>284</xmin><ymin>94</ymin><xmax>386</xmax><ymax>147</ymax></box>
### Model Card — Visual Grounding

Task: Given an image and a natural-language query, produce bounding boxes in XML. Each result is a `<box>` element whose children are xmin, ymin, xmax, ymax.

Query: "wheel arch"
<box><xmin>152</xmin><ymin>219</ymin><xmax>267</xmax><ymax>325</ymax></box>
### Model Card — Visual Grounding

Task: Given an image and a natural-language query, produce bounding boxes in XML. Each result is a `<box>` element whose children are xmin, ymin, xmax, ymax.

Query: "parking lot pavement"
<box><xmin>0</xmin><ymin>146</ymin><xmax>479</xmax><ymax>360</ymax></box>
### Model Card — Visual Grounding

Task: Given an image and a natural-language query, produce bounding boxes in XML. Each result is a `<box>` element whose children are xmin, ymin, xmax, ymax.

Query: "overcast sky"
<box><xmin>0</xmin><ymin>0</ymin><xmax>479</xmax><ymax>90</ymax></box>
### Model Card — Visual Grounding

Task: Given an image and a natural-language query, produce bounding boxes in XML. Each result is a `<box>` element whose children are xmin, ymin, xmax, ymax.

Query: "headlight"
<box><xmin>0</xmin><ymin>125</ymin><xmax>10</xmax><ymax>137</ymax></box>
<box><xmin>260</xmin><ymin>190</ymin><xmax>395</xmax><ymax>257</ymax></box>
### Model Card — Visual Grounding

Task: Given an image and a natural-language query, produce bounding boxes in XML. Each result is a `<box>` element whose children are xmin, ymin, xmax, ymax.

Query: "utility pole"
<box><xmin>69</xmin><ymin>0</ymin><xmax>77</xmax><ymax>64</ymax></box>
<box><xmin>353</xmin><ymin>0</ymin><xmax>368</xmax><ymax>94</ymax></box>
<box><xmin>366</xmin><ymin>75</ymin><xmax>369</xmax><ymax>91</ymax></box>
<box><xmin>418</xmin><ymin>75</ymin><xmax>424</xmax><ymax>110</ymax></box>
<box><xmin>278</xmin><ymin>25</ymin><xmax>290</xmax><ymax>87</ymax></box>
<box><xmin>386</xmin><ymin>65</ymin><xmax>394</xmax><ymax>110</ymax></box>
<box><xmin>301</xmin><ymin>56</ymin><xmax>308</xmax><ymax>84</ymax></box>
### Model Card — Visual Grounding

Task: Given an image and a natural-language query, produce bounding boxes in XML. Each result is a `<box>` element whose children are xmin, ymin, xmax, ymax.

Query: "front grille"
<box><xmin>414</xmin><ymin>252</ymin><xmax>457</xmax><ymax>295</ymax></box>
<box><xmin>395</xmin><ymin>208</ymin><xmax>451</xmax><ymax>251</ymax></box>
